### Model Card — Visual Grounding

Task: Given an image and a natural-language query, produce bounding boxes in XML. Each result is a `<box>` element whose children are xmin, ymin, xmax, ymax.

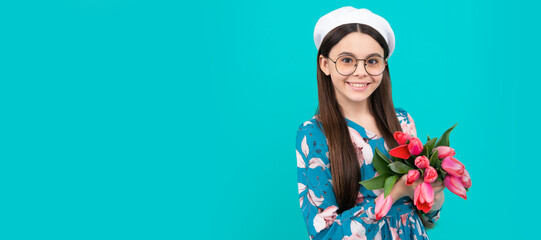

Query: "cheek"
<box><xmin>330</xmin><ymin>75</ymin><xmax>347</xmax><ymax>86</ymax></box>
<box><xmin>373</xmin><ymin>77</ymin><xmax>384</xmax><ymax>87</ymax></box>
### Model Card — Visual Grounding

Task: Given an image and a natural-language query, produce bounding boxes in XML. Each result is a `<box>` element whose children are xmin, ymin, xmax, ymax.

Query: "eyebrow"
<box><xmin>337</xmin><ymin>51</ymin><xmax>383</xmax><ymax>58</ymax></box>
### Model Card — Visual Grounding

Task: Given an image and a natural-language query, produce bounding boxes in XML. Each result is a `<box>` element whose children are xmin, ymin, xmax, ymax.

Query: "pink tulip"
<box><xmin>414</xmin><ymin>182</ymin><xmax>434</xmax><ymax>213</ymax></box>
<box><xmin>423</xmin><ymin>166</ymin><xmax>438</xmax><ymax>183</ymax></box>
<box><xmin>433</xmin><ymin>146</ymin><xmax>455</xmax><ymax>159</ymax></box>
<box><xmin>461</xmin><ymin>169</ymin><xmax>472</xmax><ymax>188</ymax></box>
<box><xmin>393</xmin><ymin>131</ymin><xmax>411</xmax><ymax>145</ymax></box>
<box><xmin>389</xmin><ymin>145</ymin><xmax>411</xmax><ymax>159</ymax></box>
<box><xmin>406</xmin><ymin>169</ymin><xmax>420</xmax><ymax>185</ymax></box>
<box><xmin>408</xmin><ymin>137</ymin><xmax>423</xmax><ymax>155</ymax></box>
<box><xmin>375</xmin><ymin>194</ymin><xmax>394</xmax><ymax>220</ymax></box>
<box><xmin>414</xmin><ymin>156</ymin><xmax>430</xmax><ymax>169</ymax></box>
<box><xmin>441</xmin><ymin>156</ymin><xmax>465</xmax><ymax>177</ymax></box>
<box><xmin>444</xmin><ymin>174</ymin><xmax>467</xmax><ymax>200</ymax></box>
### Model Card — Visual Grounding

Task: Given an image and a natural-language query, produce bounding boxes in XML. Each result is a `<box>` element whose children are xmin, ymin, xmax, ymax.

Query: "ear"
<box><xmin>319</xmin><ymin>55</ymin><xmax>330</xmax><ymax>76</ymax></box>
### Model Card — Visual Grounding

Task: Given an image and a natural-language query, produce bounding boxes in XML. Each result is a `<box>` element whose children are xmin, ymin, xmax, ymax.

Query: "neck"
<box><xmin>338</xmin><ymin>97</ymin><xmax>372</xmax><ymax>121</ymax></box>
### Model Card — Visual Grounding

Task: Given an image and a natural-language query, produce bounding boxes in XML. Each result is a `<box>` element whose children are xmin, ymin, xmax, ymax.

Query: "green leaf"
<box><xmin>436</xmin><ymin>159</ymin><xmax>442</xmax><ymax>171</ymax></box>
<box><xmin>429</xmin><ymin>149</ymin><xmax>439</xmax><ymax>167</ymax></box>
<box><xmin>425</xmin><ymin>137</ymin><xmax>438</xmax><ymax>152</ymax></box>
<box><xmin>375</xmin><ymin>148</ymin><xmax>391</xmax><ymax>164</ymax></box>
<box><xmin>389</xmin><ymin>161</ymin><xmax>414</xmax><ymax>174</ymax></box>
<box><xmin>384</xmin><ymin>175</ymin><xmax>399</xmax><ymax>198</ymax></box>
<box><xmin>436</xmin><ymin>169</ymin><xmax>446</xmax><ymax>182</ymax></box>
<box><xmin>405</xmin><ymin>156</ymin><xmax>415</xmax><ymax>168</ymax></box>
<box><xmin>437</xmin><ymin>174</ymin><xmax>444</xmax><ymax>183</ymax></box>
<box><xmin>373</xmin><ymin>148</ymin><xmax>393</xmax><ymax>175</ymax></box>
<box><xmin>434</xmin><ymin>123</ymin><xmax>458</xmax><ymax>148</ymax></box>
<box><xmin>359</xmin><ymin>174</ymin><xmax>390</xmax><ymax>190</ymax></box>
<box><xmin>420</xmin><ymin>145</ymin><xmax>429</xmax><ymax>157</ymax></box>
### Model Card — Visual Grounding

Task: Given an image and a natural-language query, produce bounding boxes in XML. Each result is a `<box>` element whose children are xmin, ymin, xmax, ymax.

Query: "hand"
<box><xmin>430</xmin><ymin>180</ymin><xmax>445</xmax><ymax>212</ymax></box>
<box><xmin>389</xmin><ymin>174</ymin><xmax>445</xmax><ymax>212</ymax></box>
<box><xmin>389</xmin><ymin>174</ymin><xmax>422</xmax><ymax>201</ymax></box>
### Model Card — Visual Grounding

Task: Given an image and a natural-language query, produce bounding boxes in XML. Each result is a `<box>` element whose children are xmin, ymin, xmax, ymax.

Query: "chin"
<box><xmin>347</xmin><ymin>96</ymin><xmax>370</xmax><ymax>103</ymax></box>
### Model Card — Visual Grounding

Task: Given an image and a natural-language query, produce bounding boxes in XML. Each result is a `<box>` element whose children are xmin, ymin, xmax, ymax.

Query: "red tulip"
<box><xmin>441</xmin><ymin>156</ymin><xmax>465</xmax><ymax>177</ymax></box>
<box><xmin>444</xmin><ymin>174</ymin><xmax>467</xmax><ymax>200</ymax></box>
<box><xmin>433</xmin><ymin>146</ymin><xmax>455</xmax><ymax>159</ymax></box>
<box><xmin>389</xmin><ymin>145</ymin><xmax>411</xmax><ymax>159</ymax></box>
<box><xmin>393</xmin><ymin>131</ymin><xmax>411</xmax><ymax>145</ymax></box>
<box><xmin>408</xmin><ymin>137</ymin><xmax>423</xmax><ymax>155</ymax></box>
<box><xmin>406</xmin><ymin>169</ymin><xmax>420</xmax><ymax>185</ymax></box>
<box><xmin>414</xmin><ymin>182</ymin><xmax>434</xmax><ymax>213</ymax></box>
<box><xmin>375</xmin><ymin>194</ymin><xmax>394</xmax><ymax>220</ymax></box>
<box><xmin>461</xmin><ymin>169</ymin><xmax>472</xmax><ymax>188</ymax></box>
<box><xmin>423</xmin><ymin>166</ymin><xmax>438</xmax><ymax>183</ymax></box>
<box><xmin>414</xmin><ymin>156</ymin><xmax>430</xmax><ymax>169</ymax></box>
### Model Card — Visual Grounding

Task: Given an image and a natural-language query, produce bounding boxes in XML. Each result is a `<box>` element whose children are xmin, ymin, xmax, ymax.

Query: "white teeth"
<box><xmin>349</xmin><ymin>83</ymin><xmax>368</xmax><ymax>88</ymax></box>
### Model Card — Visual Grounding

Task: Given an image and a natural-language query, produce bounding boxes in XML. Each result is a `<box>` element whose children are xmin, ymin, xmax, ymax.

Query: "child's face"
<box><xmin>319</xmin><ymin>32</ymin><xmax>386</xmax><ymax>108</ymax></box>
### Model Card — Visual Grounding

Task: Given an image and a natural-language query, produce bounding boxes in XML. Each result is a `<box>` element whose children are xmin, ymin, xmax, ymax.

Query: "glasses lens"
<box><xmin>335</xmin><ymin>56</ymin><xmax>357</xmax><ymax>75</ymax></box>
<box><xmin>365</xmin><ymin>56</ymin><xmax>386</xmax><ymax>76</ymax></box>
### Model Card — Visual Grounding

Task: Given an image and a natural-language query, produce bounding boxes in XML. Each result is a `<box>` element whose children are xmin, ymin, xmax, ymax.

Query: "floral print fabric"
<box><xmin>296</xmin><ymin>108</ymin><xmax>440</xmax><ymax>240</ymax></box>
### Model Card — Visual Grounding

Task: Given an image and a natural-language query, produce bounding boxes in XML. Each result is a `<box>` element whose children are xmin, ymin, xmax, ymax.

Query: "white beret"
<box><xmin>313</xmin><ymin>6</ymin><xmax>395</xmax><ymax>58</ymax></box>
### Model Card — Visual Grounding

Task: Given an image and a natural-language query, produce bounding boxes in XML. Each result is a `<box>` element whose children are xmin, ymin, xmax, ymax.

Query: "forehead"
<box><xmin>329</xmin><ymin>32</ymin><xmax>384</xmax><ymax>57</ymax></box>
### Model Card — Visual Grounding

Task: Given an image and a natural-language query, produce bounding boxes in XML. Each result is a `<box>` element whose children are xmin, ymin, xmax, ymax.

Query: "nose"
<box><xmin>352</xmin><ymin>61</ymin><xmax>368</xmax><ymax>77</ymax></box>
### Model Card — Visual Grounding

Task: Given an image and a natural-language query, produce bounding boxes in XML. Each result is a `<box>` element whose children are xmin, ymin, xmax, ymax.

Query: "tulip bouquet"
<box><xmin>360</xmin><ymin>124</ymin><xmax>472</xmax><ymax>220</ymax></box>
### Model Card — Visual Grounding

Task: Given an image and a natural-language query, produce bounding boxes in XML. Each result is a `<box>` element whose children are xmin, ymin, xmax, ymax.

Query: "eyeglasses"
<box><xmin>327</xmin><ymin>55</ymin><xmax>387</xmax><ymax>76</ymax></box>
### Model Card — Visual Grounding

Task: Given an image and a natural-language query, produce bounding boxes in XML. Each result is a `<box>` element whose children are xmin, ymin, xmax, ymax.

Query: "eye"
<box><xmin>339</xmin><ymin>56</ymin><xmax>355</xmax><ymax>64</ymax></box>
<box><xmin>366</xmin><ymin>57</ymin><xmax>380</xmax><ymax>65</ymax></box>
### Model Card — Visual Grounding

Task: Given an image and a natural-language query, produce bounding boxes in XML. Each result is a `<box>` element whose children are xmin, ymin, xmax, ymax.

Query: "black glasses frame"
<box><xmin>327</xmin><ymin>56</ymin><xmax>387</xmax><ymax>76</ymax></box>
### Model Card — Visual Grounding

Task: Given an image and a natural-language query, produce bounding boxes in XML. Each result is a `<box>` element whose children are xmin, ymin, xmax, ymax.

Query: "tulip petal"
<box><xmin>389</xmin><ymin>145</ymin><xmax>411</xmax><ymax>159</ymax></box>
<box><xmin>408</xmin><ymin>137</ymin><xmax>424</xmax><ymax>155</ymax></box>
<box><xmin>423</xmin><ymin>166</ymin><xmax>438</xmax><ymax>183</ymax></box>
<box><xmin>413</xmin><ymin>182</ymin><xmax>434</xmax><ymax>213</ymax></box>
<box><xmin>422</xmin><ymin>182</ymin><xmax>434</xmax><ymax>203</ymax></box>
<box><xmin>406</xmin><ymin>169</ymin><xmax>420</xmax><ymax>185</ymax></box>
<box><xmin>461</xmin><ymin>169</ymin><xmax>472</xmax><ymax>188</ymax></box>
<box><xmin>414</xmin><ymin>184</ymin><xmax>421</xmax><ymax>206</ymax></box>
<box><xmin>444</xmin><ymin>175</ymin><xmax>467</xmax><ymax>200</ymax></box>
<box><xmin>393</xmin><ymin>131</ymin><xmax>411</xmax><ymax>145</ymax></box>
<box><xmin>375</xmin><ymin>194</ymin><xmax>393</xmax><ymax>220</ymax></box>
<box><xmin>442</xmin><ymin>156</ymin><xmax>465</xmax><ymax>177</ymax></box>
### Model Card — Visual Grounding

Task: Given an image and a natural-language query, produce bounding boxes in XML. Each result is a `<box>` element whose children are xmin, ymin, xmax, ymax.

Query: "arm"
<box><xmin>398</xmin><ymin>109</ymin><xmax>444</xmax><ymax>223</ymax></box>
<box><xmin>296</xmin><ymin>123</ymin><xmax>392</xmax><ymax>240</ymax></box>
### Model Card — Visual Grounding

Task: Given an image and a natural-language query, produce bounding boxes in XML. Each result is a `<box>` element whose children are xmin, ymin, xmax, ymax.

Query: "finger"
<box><xmin>433</xmin><ymin>185</ymin><xmax>445</xmax><ymax>192</ymax></box>
<box><xmin>431</xmin><ymin>181</ymin><xmax>443</xmax><ymax>186</ymax></box>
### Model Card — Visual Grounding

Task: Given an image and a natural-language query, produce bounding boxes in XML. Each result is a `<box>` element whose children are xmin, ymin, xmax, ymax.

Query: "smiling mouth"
<box><xmin>347</xmin><ymin>82</ymin><xmax>369</xmax><ymax>88</ymax></box>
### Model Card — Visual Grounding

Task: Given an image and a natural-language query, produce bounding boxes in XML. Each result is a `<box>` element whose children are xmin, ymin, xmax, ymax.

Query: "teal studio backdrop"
<box><xmin>1</xmin><ymin>0</ymin><xmax>539</xmax><ymax>239</ymax></box>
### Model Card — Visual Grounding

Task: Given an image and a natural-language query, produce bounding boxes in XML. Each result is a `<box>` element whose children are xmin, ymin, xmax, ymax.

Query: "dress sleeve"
<box><xmin>396</xmin><ymin>108</ymin><xmax>417</xmax><ymax>138</ymax></box>
<box><xmin>397</xmin><ymin>109</ymin><xmax>442</xmax><ymax>224</ymax></box>
<box><xmin>296</xmin><ymin>122</ymin><xmax>386</xmax><ymax>240</ymax></box>
<box><xmin>422</xmin><ymin>209</ymin><xmax>441</xmax><ymax>224</ymax></box>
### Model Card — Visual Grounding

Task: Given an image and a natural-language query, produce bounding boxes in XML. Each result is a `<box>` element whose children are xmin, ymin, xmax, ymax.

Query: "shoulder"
<box><xmin>296</xmin><ymin>116</ymin><xmax>330</xmax><ymax>162</ymax></box>
<box><xmin>296</xmin><ymin>115</ymin><xmax>327</xmax><ymax>142</ymax></box>
<box><xmin>394</xmin><ymin>107</ymin><xmax>408</xmax><ymax>120</ymax></box>
<box><xmin>394</xmin><ymin>107</ymin><xmax>417</xmax><ymax>137</ymax></box>
<box><xmin>394</xmin><ymin>107</ymin><xmax>414</xmax><ymax>123</ymax></box>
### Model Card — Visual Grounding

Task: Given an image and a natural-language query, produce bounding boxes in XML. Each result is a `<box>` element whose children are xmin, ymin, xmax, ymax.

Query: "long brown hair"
<box><xmin>314</xmin><ymin>23</ymin><xmax>434</xmax><ymax>229</ymax></box>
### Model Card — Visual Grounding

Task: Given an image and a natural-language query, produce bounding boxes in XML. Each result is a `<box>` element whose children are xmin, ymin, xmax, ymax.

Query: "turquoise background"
<box><xmin>1</xmin><ymin>0</ymin><xmax>539</xmax><ymax>239</ymax></box>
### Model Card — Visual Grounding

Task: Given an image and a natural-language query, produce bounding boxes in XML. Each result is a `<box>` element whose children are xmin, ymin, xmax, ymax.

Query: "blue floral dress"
<box><xmin>296</xmin><ymin>108</ymin><xmax>441</xmax><ymax>240</ymax></box>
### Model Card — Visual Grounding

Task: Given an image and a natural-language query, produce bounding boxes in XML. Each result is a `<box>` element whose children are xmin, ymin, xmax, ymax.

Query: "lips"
<box><xmin>346</xmin><ymin>81</ymin><xmax>371</xmax><ymax>85</ymax></box>
<box><xmin>346</xmin><ymin>82</ymin><xmax>370</xmax><ymax>90</ymax></box>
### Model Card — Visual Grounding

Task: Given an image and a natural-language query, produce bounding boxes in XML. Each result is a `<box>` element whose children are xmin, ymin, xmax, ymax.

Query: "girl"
<box><xmin>296</xmin><ymin>7</ymin><xmax>445</xmax><ymax>240</ymax></box>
